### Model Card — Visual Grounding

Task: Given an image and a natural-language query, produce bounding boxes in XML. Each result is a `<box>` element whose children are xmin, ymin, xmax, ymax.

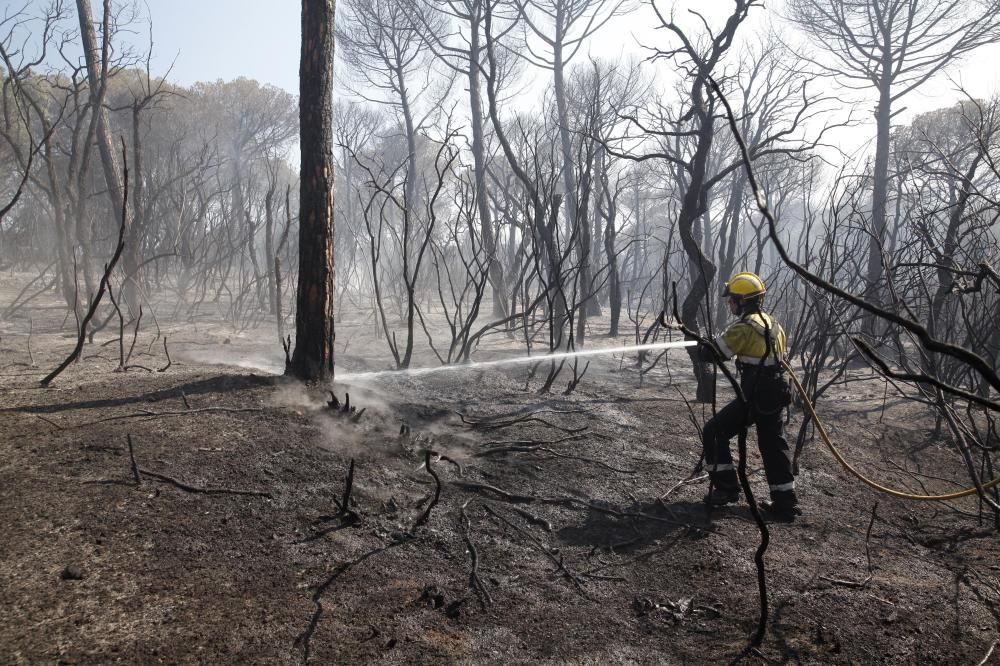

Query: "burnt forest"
<box><xmin>3</xmin><ymin>0</ymin><xmax>1000</xmax><ymax>663</ymax></box>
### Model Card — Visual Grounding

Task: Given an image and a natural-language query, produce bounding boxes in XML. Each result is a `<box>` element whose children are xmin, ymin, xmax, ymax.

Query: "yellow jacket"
<box><xmin>714</xmin><ymin>312</ymin><xmax>787</xmax><ymax>365</ymax></box>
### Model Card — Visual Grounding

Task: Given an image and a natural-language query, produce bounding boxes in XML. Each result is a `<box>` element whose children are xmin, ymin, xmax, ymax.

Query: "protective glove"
<box><xmin>696</xmin><ymin>340</ymin><xmax>717</xmax><ymax>362</ymax></box>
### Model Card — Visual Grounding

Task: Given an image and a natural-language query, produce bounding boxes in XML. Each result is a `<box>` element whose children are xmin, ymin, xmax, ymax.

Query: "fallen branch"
<box><xmin>476</xmin><ymin>433</ymin><xmax>588</xmax><ymax>454</ymax></box>
<box><xmin>457</xmin><ymin>411</ymin><xmax>588</xmax><ymax>434</ymax></box>
<box><xmin>483</xmin><ymin>503</ymin><xmax>589</xmax><ymax>597</ymax></box>
<box><xmin>820</xmin><ymin>502</ymin><xmax>879</xmax><ymax>589</ymax></box>
<box><xmin>296</xmin><ymin>536</ymin><xmax>412</xmax><ymax>662</ymax></box>
<box><xmin>46</xmin><ymin>406</ymin><xmax>265</xmax><ymax>429</ymax></box>
<box><xmin>454</xmin><ymin>481</ymin><xmax>705</xmax><ymax>531</ymax></box>
<box><xmin>511</xmin><ymin>506</ymin><xmax>553</xmax><ymax>532</ymax></box>
<box><xmin>459</xmin><ymin>501</ymin><xmax>493</xmax><ymax>609</ymax></box>
<box><xmin>529</xmin><ymin>447</ymin><xmax>636</xmax><ymax>473</ymax></box>
<box><xmin>978</xmin><ymin>639</ymin><xmax>999</xmax><ymax>666</ymax></box>
<box><xmin>138</xmin><ymin>468</ymin><xmax>271</xmax><ymax>498</ymax></box>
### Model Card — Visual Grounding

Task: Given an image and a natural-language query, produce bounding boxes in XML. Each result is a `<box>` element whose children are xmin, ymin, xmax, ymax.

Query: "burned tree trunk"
<box><xmin>75</xmin><ymin>0</ymin><xmax>136</xmax><ymax>309</ymax></box>
<box><xmin>289</xmin><ymin>0</ymin><xmax>336</xmax><ymax>382</ymax></box>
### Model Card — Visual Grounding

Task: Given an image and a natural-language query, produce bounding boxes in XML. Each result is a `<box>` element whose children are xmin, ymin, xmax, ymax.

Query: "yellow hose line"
<box><xmin>780</xmin><ymin>359</ymin><xmax>1000</xmax><ymax>502</ymax></box>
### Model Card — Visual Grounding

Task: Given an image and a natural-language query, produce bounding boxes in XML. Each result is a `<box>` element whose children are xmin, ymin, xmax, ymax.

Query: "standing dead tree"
<box><xmin>785</xmin><ymin>0</ymin><xmax>1000</xmax><ymax>302</ymax></box>
<box><xmin>41</xmin><ymin>140</ymin><xmax>129</xmax><ymax>387</ymax></box>
<box><xmin>289</xmin><ymin>0</ymin><xmax>337</xmax><ymax>382</ymax></box>
<box><xmin>75</xmin><ymin>0</ymin><xmax>137</xmax><ymax>310</ymax></box>
<box><xmin>414</xmin><ymin>0</ymin><xmax>513</xmax><ymax>317</ymax></box>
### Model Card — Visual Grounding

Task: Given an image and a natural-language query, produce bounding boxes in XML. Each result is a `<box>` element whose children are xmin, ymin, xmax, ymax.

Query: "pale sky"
<box><xmin>125</xmin><ymin>0</ymin><xmax>1000</xmax><ymax>150</ymax></box>
<box><xmin>142</xmin><ymin>0</ymin><xmax>300</xmax><ymax>92</ymax></box>
<box><xmin>138</xmin><ymin>1</ymin><xmax>1000</xmax><ymax>102</ymax></box>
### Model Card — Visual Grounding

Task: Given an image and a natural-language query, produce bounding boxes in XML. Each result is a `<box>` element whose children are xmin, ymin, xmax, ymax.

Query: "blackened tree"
<box><xmin>289</xmin><ymin>0</ymin><xmax>337</xmax><ymax>381</ymax></box>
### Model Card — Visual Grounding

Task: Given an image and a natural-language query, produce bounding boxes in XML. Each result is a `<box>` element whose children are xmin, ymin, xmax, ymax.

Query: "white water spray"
<box><xmin>336</xmin><ymin>339</ymin><xmax>698</xmax><ymax>382</ymax></box>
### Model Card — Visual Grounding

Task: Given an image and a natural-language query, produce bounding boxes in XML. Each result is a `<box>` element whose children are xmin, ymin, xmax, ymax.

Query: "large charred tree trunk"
<box><xmin>290</xmin><ymin>0</ymin><xmax>336</xmax><ymax>382</ymax></box>
<box><xmin>676</xmin><ymin>89</ymin><xmax>718</xmax><ymax>403</ymax></box>
<box><xmin>867</xmin><ymin>79</ymin><xmax>892</xmax><ymax>301</ymax></box>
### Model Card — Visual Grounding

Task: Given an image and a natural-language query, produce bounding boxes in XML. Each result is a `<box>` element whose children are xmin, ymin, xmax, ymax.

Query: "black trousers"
<box><xmin>702</xmin><ymin>397</ymin><xmax>795</xmax><ymax>500</ymax></box>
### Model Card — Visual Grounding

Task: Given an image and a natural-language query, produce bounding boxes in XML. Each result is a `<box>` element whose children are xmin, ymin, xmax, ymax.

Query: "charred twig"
<box><xmin>563</xmin><ymin>360</ymin><xmax>590</xmax><ymax>395</ymax></box>
<box><xmin>454</xmin><ymin>482</ymin><xmax>705</xmax><ymax>531</ymax></box>
<box><xmin>660</xmin><ymin>473</ymin><xmax>710</xmax><ymax>501</ymax></box>
<box><xmin>530</xmin><ymin>447</ymin><xmax>636</xmax><ymax>473</ymax></box>
<box><xmin>483</xmin><ymin>503</ymin><xmax>589</xmax><ymax>597</ymax></box>
<box><xmin>479</xmin><ymin>433</ymin><xmax>588</xmax><ymax>451</ymax></box>
<box><xmin>302</xmin><ymin>461</ymin><xmax>362</xmax><ymax>542</ymax></box>
<box><xmin>26</xmin><ymin>319</ymin><xmax>35</xmax><ymax>367</ymax></box>
<box><xmin>108</xmin><ymin>278</ymin><xmax>125</xmax><ymax>368</ymax></box>
<box><xmin>124</xmin><ymin>305</ymin><xmax>143</xmax><ymax>367</ymax></box>
<box><xmin>583</xmin><ymin>531</ymin><xmax>689</xmax><ymax>576</ymax></box>
<box><xmin>339</xmin><ymin>458</ymin><xmax>357</xmax><ymax>518</ymax></box>
<box><xmin>158</xmin><ymin>336</ymin><xmax>172</xmax><ymax>372</ymax></box>
<box><xmin>126</xmin><ymin>434</ymin><xmax>141</xmax><ymax>486</ymax></box>
<box><xmin>428</xmin><ymin>451</ymin><xmax>464</xmax><ymax>476</ymax></box>
<box><xmin>459</xmin><ymin>501</ymin><xmax>492</xmax><ymax>609</ymax></box>
<box><xmin>33</xmin><ymin>414</ymin><xmax>63</xmax><ymax>430</ymax></box>
<box><xmin>455</xmin><ymin>481</ymin><xmax>537</xmax><ymax>503</ymax></box>
<box><xmin>978</xmin><ymin>639</ymin><xmax>999</xmax><ymax>666</ymax></box>
<box><xmin>138</xmin><ymin>468</ymin><xmax>271</xmax><ymax>497</ymax></box>
<box><xmin>479</xmin><ymin>441</ymin><xmax>634</xmax><ymax>472</ymax></box>
<box><xmin>458</xmin><ymin>412</ymin><xmax>588</xmax><ymax>434</ymax></box>
<box><xmin>281</xmin><ymin>334</ymin><xmax>292</xmax><ymax>373</ymax></box>
<box><xmin>296</xmin><ymin>535</ymin><xmax>412</xmax><ymax>662</ymax></box>
<box><xmin>855</xmin><ymin>338</ymin><xmax>1000</xmax><ymax>412</ymax></box>
<box><xmin>511</xmin><ymin>506</ymin><xmax>553</xmax><ymax>532</ymax></box>
<box><xmin>411</xmin><ymin>450</ymin><xmax>442</xmax><ymax>532</ymax></box>
<box><xmin>48</xmin><ymin>406</ymin><xmax>265</xmax><ymax>429</ymax></box>
<box><xmin>326</xmin><ymin>391</ymin><xmax>365</xmax><ymax>422</ymax></box>
<box><xmin>820</xmin><ymin>503</ymin><xmax>879</xmax><ymax>589</ymax></box>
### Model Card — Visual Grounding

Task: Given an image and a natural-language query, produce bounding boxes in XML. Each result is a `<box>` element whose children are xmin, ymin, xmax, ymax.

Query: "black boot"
<box><xmin>704</xmin><ymin>487</ymin><xmax>740</xmax><ymax>507</ymax></box>
<box><xmin>760</xmin><ymin>492</ymin><xmax>800</xmax><ymax>521</ymax></box>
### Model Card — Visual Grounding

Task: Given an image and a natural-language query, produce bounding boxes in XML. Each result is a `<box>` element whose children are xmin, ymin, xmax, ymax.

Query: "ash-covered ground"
<box><xmin>2</xmin><ymin>279</ymin><xmax>998</xmax><ymax>664</ymax></box>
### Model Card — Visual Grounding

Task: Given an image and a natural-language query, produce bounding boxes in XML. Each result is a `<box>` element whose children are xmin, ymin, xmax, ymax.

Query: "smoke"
<box><xmin>174</xmin><ymin>346</ymin><xmax>284</xmax><ymax>374</ymax></box>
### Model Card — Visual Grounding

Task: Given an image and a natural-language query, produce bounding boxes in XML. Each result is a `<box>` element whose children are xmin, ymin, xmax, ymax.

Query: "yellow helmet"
<box><xmin>724</xmin><ymin>271</ymin><xmax>766</xmax><ymax>300</ymax></box>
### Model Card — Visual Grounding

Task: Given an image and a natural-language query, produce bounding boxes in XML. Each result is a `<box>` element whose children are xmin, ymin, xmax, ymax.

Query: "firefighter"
<box><xmin>700</xmin><ymin>271</ymin><xmax>799</xmax><ymax>520</ymax></box>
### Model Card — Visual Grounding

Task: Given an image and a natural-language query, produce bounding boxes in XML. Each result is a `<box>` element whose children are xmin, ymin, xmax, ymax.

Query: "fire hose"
<box><xmin>780</xmin><ymin>359</ymin><xmax>1000</xmax><ymax>501</ymax></box>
